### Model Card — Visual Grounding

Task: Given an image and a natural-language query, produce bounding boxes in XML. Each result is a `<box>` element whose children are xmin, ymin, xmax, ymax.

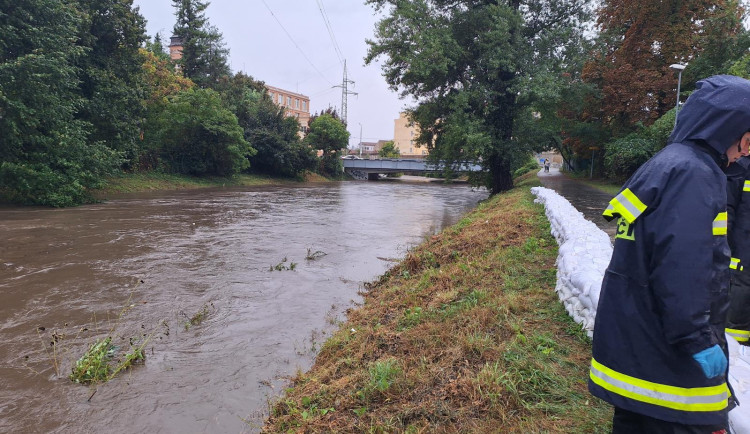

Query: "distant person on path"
<box><xmin>543</xmin><ymin>158</ymin><xmax>550</xmax><ymax>173</ymax></box>
<box><xmin>589</xmin><ymin>75</ymin><xmax>750</xmax><ymax>433</ymax></box>
<box><xmin>726</xmin><ymin>156</ymin><xmax>750</xmax><ymax>346</ymax></box>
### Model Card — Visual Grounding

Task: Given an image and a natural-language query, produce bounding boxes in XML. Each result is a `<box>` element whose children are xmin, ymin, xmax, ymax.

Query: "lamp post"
<box><xmin>357</xmin><ymin>122</ymin><xmax>362</xmax><ymax>158</ymax></box>
<box><xmin>670</xmin><ymin>63</ymin><xmax>687</xmax><ymax>127</ymax></box>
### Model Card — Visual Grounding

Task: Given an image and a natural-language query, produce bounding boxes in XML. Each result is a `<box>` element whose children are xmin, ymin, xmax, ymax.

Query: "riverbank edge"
<box><xmin>90</xmin><ymin>171</ymin><xmax>334</xmax><ymax>200</ymax></box>
<box><xmin>261</xmin><ymin>172</ymin><xmax>612</xmax><ymax>432</ymax></box>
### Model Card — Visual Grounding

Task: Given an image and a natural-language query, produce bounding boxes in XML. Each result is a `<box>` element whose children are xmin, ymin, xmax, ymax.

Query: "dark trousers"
<box><xmin>728</xmin><ymin>270</ymin><xmax>750</xmax><ymax>333</ymax></box>
<box><xmin>612</xmin><ymin>407</ymin><xmax>727</xmax><ymax>434</ymax></box>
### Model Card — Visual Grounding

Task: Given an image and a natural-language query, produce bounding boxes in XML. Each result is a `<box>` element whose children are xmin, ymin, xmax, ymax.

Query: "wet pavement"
<box><xmin>537</xmin><ymin>167</ymin><xmax>617</xmax><ymax>239</ymax></box>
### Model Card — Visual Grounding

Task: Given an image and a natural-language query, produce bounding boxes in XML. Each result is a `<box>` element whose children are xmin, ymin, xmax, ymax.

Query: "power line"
<box><xmin>260</xmin><ymin>0</ymin><xmax>333</xmax><ymax>86</ymax></box>
<box><xmin>315</xmin><ymin>0</ymin><xmax>344</xmax><ymax>66</ymax></box>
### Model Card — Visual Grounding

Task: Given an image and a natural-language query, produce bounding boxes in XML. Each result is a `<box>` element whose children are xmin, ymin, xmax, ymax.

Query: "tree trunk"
<box><xmin>488</xmin><ymin>152</ymin><xmax>514</xmax><ymax>195</ymax></box>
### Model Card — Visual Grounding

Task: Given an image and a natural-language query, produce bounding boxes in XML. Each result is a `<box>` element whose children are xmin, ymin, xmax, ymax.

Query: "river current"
<box><xmin>0</xmin><ymin>180</ymin><xmax>487</xmax><ymax>433</ymax></box>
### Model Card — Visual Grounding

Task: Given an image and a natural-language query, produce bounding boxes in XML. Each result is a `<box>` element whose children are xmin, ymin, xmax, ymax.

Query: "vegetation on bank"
<box><xmin>262</xmin><ymin>172</ymin><xmax>612</xmax><ymax>433</ymax></box>
<box><xmin>90</xmin><ymin>171</ymin><xmax>330</xmax><ymax>199</ymax></box>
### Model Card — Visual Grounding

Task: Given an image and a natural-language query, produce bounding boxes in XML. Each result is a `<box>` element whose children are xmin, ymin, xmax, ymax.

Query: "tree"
<box><xmin>218</xmin><ymin>74</ymin><xmax>316</xmax><ymax>178</ymax></box>
<box><xmin>140</xmin><ymin>47</ymin><xmax>194</xmax><ymax>169</ymax></box>
<box><xmin>305</xmin><ymin>113</ymin><xmax>350</xmax><ymax>177</ymax></box>
<box><xmin>75</xmin><ymin>0</ymin><xmax>149</xmax><ymax>168</ymax></box>
<box><xmin>582</xmin><ymin>0</ymin><xmax>748</xmax><ymax>132</ymax></box>
<box><xmin>0</xmin><ymin>0</ymin><xmax>120</xmax><ymax>206</ymax></box>
<box><xmin>378</xmin><ymin>141</ymin><xmax>400</xmax><ymax>158</ymax></box>
<box><xmin>366</xmin><ymin>0</ymin><xmax>590</xmax><ymax>194</ymax></box>
<box><xmin>155</xmin><ymin>88</ymin><xmax>254</xmax><ymax>176</ymax></box>
<box><xmin>172</xmin><ymin>0</ymin><xmax>231</xmax><ymax>89</ymax></box>
<box><xmin>145</xmin><ymin>32</ymin><xmax>171</xmax><ymax>62</ymax></box>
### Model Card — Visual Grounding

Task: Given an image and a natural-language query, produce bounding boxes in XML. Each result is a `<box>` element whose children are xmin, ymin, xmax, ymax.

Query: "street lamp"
<box><xmin>358</xmin><ymin>122</ymin><xmax>363</xmax><ymax>158</ymax></box>
<box><xmin>670</xmin><ymin>63</ymin><xmax>687</xmax><ymax>127</ymax></box>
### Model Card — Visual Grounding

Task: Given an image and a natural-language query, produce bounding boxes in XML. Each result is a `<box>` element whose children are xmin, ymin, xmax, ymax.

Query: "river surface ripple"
<box><xmin>0</xmin><ymin>181</ymin><xmax>488</xmax><ymax>433</ymax></box>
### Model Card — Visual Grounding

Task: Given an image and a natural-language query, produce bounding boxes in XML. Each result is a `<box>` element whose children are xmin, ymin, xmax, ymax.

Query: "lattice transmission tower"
<box><xmin>334</xmin><ymin>59</ymin><xmax>357</xmax><ymax>125</ymax></box>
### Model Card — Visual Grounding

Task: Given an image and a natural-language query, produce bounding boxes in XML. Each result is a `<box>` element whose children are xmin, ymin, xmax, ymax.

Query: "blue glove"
<box><xmin>692</xmin><ymin>345</ymin><xmax>727</xmax><ymax>379</ymax></box>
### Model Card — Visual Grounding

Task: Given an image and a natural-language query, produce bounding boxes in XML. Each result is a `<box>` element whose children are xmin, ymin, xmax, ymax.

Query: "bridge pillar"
<box><xmin>367</xmin><ymin>172</ymin><xmax>380</xmax><ymax>180</ymax></box>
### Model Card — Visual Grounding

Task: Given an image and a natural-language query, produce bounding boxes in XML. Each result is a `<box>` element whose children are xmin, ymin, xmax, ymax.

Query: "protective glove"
<box><xmin>691</xmin><ymin>344</ymin><xmax>727</xmax><ymax>379</ymax></box>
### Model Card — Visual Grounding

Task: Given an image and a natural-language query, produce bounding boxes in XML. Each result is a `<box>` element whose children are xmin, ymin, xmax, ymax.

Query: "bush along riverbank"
<box><xmin>90</xmin><ymin>171</ymin><xmax>331</xmax><ymax>200</ymax></box>
<box><xmin>262</xmin><ymin>172</ymin><xmax>612</xmax><ymax>433</ymax></box>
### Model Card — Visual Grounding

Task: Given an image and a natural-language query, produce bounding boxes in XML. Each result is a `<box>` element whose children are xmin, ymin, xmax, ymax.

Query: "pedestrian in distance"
<box><xmin>726</xmin><ymin>155</ymin><xmax>750</xmax><ymax>347</ymax></box>
<box><xmin>589</xmin><ymin>75</ymin><xmax>750</xmax><ymax>433</ymax></box>
<box><xmin>544</xmin><ymin>158</ymin><xmax>550</xmax><ymax>173</ymax></box>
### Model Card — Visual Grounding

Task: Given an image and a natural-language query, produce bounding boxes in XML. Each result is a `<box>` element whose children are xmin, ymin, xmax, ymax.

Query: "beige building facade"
<box><xmin>393</xmin><ymin>112</ymin><xmax>427</xmax><ymax>159</ymax></box>
<box><xmin>265</xmin><ymin>85</ymin><xmax>311</xmax><ymax>135</ymax></box>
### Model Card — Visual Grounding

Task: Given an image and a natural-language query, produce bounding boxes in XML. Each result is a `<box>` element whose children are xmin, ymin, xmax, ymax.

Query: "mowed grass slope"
<box><xmin>263</xmin><ymin>173</ymin><xmax>612</xmax><ymax>433</ymax></box>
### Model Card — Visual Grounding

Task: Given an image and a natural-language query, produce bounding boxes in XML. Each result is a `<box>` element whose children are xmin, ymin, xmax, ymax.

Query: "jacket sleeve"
<box><xmin>731</xmin><ymin>173</ymin><xmax>750</xmax><ymax>268</ymax></box>
<box><xmin>644</xmin><ymin>167</ymin><xmax>722</xmax><ymax>355</ymax></box>
<box><xmin>726</xmin><ymin>170</ymin><xmax>745</xmax><ymax>254</ymax></box>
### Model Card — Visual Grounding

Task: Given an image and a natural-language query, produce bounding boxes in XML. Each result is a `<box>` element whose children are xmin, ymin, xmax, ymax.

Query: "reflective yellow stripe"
<box><xmin>744</xmin><ymin>180</ymin><xmax>750</xmax><ymax>192</ymax></box>
<box><xmin>713</xmin><ymin>212</ymin><xmax>727</xmax><ymax>236</ymax></box>
<box><xmin>590</xmin><ymin>358</ymin><xmax>728</xmax><ymax>412</ymax></box>
<box><xmin>726</xmin><ymin>328</ymin><xmax>750</xmax><ymax>343</ymax></box>
<box><xmin>602</xmin><ymin>188</ymin><xmax>647</xmax><ymax>224</ymax></box>
<box><xmin>730</xmin><ymin>257</ymin><xmax>741</xmax><ymax>270</ymax></box>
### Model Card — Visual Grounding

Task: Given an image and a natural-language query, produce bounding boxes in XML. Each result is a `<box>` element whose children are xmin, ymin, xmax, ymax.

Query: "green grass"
<box><xmin>262</xmin><ymin>173</ymin><xmax>612</xmax><ymax>432</ymax></box>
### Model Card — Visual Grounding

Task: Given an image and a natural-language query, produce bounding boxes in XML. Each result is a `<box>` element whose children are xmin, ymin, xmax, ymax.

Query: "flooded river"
<box><xmin>0</xmin><ymin>180</ymin><xmax>487</xmax><ymax>433</ymax></box>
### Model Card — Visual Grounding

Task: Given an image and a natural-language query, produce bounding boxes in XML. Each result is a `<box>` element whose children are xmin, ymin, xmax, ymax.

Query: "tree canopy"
<box><xmin>0</xmin><ymin>0</ymin><xmax>121</xmax><ymax>206</ymax></box>
<box><xmin>366</xmin><ymin>0</ymin><xmax>591</xmax><ymax>194</ymax></box>
<box><xmin>305</xmin><ymin>113</ymin><xmax>350</xmax><ymax>177</ymax></box>
<box><xmin>172</xmin><ymin>0</ymin><xmax>231</xmax><ymax>89</ymax></box>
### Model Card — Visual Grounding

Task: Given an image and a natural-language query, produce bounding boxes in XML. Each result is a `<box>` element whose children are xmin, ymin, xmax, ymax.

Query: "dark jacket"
<box><xmin>726</xmin><ymin>156</ymin><xmax>750</xmax><ymax>342</ymax></box>
<box><xmin>589</xmin><ymin>75</ymin><xmax>750</xmax><ymax>425</ymax></box>
<box><xmin>726</xmin><ymin>156</ymin><xmax>750</xmax><ymax>270</ymax></box>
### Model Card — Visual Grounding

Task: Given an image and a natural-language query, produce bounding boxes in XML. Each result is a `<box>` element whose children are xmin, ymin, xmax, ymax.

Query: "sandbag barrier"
<box><xmin>531</xmin><ymin>186</ymin><xmax>750</xmax><ymax>433</ymax></box>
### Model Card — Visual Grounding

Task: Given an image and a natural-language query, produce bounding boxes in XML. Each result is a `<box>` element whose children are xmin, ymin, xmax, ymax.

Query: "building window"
<box><xmin>278</xmin><ymin>94</ymin><xmax>283</xmax><ymax>104</ymax></box>
<box><xmin>295</xmin><ymin>99</ymin><xmax>299</xmax><ymax>109</ymax></box>
<box><xmin>302</xmin><ymin>101</ymin><xmax>307</xmax><ymax>111</ymax></box>
<box><xmin>287</xmin><ymin>96</ymin><xmax>291</xmax><ymax>106</ymax></box>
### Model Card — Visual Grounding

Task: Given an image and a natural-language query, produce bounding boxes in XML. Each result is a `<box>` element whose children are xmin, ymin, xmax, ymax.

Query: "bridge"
<box><xmin>342</xmin><ymin>159</ymin><xmax>482</xmax><ymax>180</ymax></box>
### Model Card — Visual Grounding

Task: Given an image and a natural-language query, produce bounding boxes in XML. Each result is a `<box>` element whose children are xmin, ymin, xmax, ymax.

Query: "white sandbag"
<box><xmin>533</xmin><ymin>186</ymin><xmax>750</xmax><ymax>431</ymax></box>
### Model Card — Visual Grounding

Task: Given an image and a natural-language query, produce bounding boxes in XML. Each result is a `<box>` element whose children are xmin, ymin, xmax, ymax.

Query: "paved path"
<box><xmin>537</xmin><ymin>167</ymin><xmax>617</xmax><ymax>240</ymax></box>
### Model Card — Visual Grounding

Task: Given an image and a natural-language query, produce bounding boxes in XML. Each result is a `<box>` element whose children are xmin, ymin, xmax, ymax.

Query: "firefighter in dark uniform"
<box><xmin>726</xmin><ymin>156</ymin><xmax>750</xmax><ymax>346</ymax></box>
<box><xmin>589</xmin><ymin>75</ymin><xmax>750</xmax><ymax>433</ymax></box>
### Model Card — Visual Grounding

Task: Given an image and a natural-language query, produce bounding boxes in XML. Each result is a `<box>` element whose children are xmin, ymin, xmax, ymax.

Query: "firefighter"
<box><xmin>727</xmin><ymin>156</ymin><xmax>750</xmax><ymax>346</ymax></box>
<box><xmin>589</xmin><ymin>75</ymin><xmax>750</xmax><ymax>433</ymax></box>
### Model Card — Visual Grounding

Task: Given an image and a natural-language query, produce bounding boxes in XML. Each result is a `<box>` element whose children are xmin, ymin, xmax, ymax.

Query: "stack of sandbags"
<box><xmin>531</xmin><ymin>186</ymin><xmax>612</xmax><ymax>337</ymax></box>
<box><xmin>531</xmin><ymin>186</ymin><xmax>750</xmax><ymax>431</ymax></box>
<box><xmin>727</xmin><ymin>336</ymin><xmax>750</xmax><ymax>433</ymax></box>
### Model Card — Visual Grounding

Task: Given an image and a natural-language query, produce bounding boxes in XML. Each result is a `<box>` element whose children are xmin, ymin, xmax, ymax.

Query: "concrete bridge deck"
<box><xmin>343</xmin><ymin>159</ymin><xmax>481</xmax><ymax>180</ymax></box>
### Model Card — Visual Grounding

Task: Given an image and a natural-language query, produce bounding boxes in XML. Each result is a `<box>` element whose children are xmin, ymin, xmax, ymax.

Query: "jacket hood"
<box><xmin>669</xmin><ymin>75</ymin><xmax>750</xmax><ymax>154</ymax></box>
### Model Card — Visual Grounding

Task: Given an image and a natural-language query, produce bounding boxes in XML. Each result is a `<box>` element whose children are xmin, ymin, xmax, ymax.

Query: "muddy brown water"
<box><xmin>0</xmin><ymin>181</ymin><xmax>488</xmax><ymax>433</ymax></box>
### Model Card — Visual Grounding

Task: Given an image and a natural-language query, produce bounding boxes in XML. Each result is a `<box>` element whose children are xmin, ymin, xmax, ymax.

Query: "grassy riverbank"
<box><xmin>262</xmin><ymin>172</ymin><xmax>612</xmax><ymax>433</ymax></box>
<box><xmin>92</xmin><ymin>171</ymin><xmax>331</xmax><ymax>199</ymax></box>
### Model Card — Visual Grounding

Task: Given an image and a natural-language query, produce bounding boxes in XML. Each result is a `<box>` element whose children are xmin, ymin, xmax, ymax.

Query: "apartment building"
<box><xmin>265</xmin><ymin>85</ymin><xmax>311</xmax><ymax>136</ymax></box>
<box><xmin>393</xmin><ymin>112</ymin><xmax>428</xmax><ymax>159</ymax></box>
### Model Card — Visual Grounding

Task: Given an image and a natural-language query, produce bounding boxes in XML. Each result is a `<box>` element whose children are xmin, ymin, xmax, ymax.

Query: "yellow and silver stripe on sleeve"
<box><xmin>603</xmin><ymin>188</ymin><xmax>647</xmax><ymax>223</ymax></box>
<box><xmin>730</xmin><ymin>257</ymin><xmax>742</xmax><ymax>270</ymax></box>
<box><xmin>744</xmin><ymin>180</ymin><xmax>750</xmax><ymax>192</ymax></box>
<box><xmin>726</xmin><ymin>328</ymin><xmax>750</xmax><ymax>343</ymax></box>
<box><xmin>713</xmin><ymin>212</ymin><xmax>728</xmax><ymax>236</ymax></box>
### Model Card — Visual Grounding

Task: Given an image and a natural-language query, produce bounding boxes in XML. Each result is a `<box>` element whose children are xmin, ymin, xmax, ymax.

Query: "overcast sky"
<box><xmin>132</xmin><ymin>0</ymin><xmax>413</xmax><ymax>148</ymax></box>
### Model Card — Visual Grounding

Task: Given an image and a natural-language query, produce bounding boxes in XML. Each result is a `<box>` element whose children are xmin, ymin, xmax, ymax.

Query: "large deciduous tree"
<box><xmin>75</xmin><ymin>0</ymin><xmax>148</xmax><ymax>168</ymax></box>
<box><xmin>155</xmin><ymin>88</ymin><xmax>253</xmax><ymax>176</ymax></box>
<box><xmin>365</xmin><ymin>0</ymin><xmax>590</xmax><ymax>194</ymax></box>
<box><xmin>582</xmin><ymin>0</ymin><xmax>748</xmax><ymax>133</ymax></box>
<box><xmin>218</xmin><ymin>73</ymin><xmax>316</xmax><ymax>178</ymax></box>
<box><xmin>0</xmin><ymin>0</ymin><xmax>120</xmax><ymax>206</ymax></box>
<box><xmin>305</xmin><ymin>113</ymin><xmax>350</xmax><ymax>177</ymax></box>
<box><xmin>172</xmin><ymin>0</ymin><xmax>231</xmax><ymax>89</ymax></box>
